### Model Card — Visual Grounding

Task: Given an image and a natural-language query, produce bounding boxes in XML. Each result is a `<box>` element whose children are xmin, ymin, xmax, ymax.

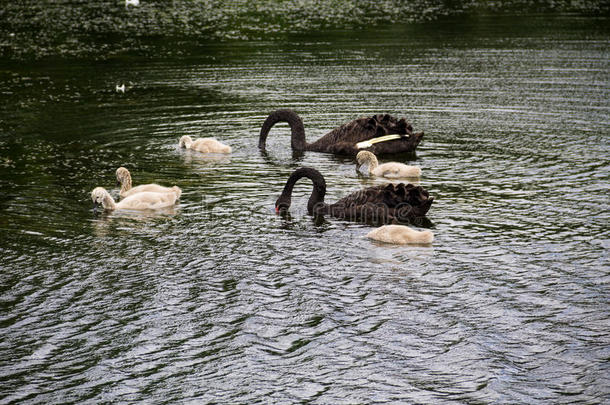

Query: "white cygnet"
<box><xmin>356</xmin><ymin>151</ymin><xmax>421</xmax><ymax>178</ymax></box>
<box><xmin>179</xmin><ymin>135</ymin><xmax>231</xmax><ymax>154</ymax></box>
<box><xmin>367</xmin><ymin>225</ymin><xmax>433</xmax><ymax>245</ymax></box>
<box><xmin>91</xmin><ymin>186</ymin><xmax>180</xmax><ymax>211</ymax></box>
<box><xmin>115</xmin><ymin>167</ymin><xmax>180</xmax><ymax>198</ymax></box>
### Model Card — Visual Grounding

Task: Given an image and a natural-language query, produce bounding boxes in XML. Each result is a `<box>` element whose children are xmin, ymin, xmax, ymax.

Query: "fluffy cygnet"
<box><xmin>356</xmin><ymin>151</ymin><xmax>421</xmax><ymax>178</ymax></box>
<box><xmin>179</xmin><ymin>135</ymin><xmax>231</xmax><ymax>154</ymax></box>
<box><xmin>116</xmin><ymin>167</ymin><xmax>180</xmax><ymax>198</ymax></box>
<box><xmin>91</xmin><ymin>186</ymin><xmax>180</xmax><ymax>211</ymax></box>
<box><xmin>367</xmin><ymin>224</ymin><xmax>433</xmax><ymax>245</ymax></box>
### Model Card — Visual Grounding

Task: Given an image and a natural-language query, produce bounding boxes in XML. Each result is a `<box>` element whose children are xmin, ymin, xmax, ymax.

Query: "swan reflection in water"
<box><xmin>90</xmin><ymin>206</ymin><xmax>179</xmax><ymax>237</ymax></box>
<box><xmin>275</xmin><ymin>208</ymin><xmax>333</xmax><ymax>231</ymax></box>
<box><xmin>367</xmin><ymin>243</ymin><xmax>436</xmax><ymax>267</ymax></box>
<box><xmin>179</xmin><ymin>148</ymin><xmax>232</xmax><ymax>166</ymax></box>
<box><xmin>258</xmin><ymin>148</ymin><xmax>306</xmax><ymax>168</ymax></box>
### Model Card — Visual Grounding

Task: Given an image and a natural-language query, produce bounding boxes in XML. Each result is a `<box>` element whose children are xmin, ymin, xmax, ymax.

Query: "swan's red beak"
<box><xmin>275</xmin><ymin>206</ymin><xmax>279</xmax><ymax>214</ymax></box>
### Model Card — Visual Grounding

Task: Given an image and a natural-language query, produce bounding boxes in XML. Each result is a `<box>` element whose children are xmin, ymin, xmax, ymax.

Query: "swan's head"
<box><xmin>171</xmin><ymin>186</ymin><xmax>182</xmax><ymax>199</ymax></box>
<box><xmin>275</xmin><ymin>196</ymin><xmax>291</xmax><ymax>214</ymax></box>
<box><xmin>179</xmin><ymin>135</ymin><xmax>193</xmax><ymax>149</ymax></box>
<box><xmin>116</xmin><ymin>167</ymin><xmax>130</xmax><ymax>186</ymax></box>
<box><xmin>356</xmin><ymin>151</ymin><xmax>375</xmax><ymax>170</ymax></box>
<box><xmin>91</xmin><ymin>187</ymin><xmax>109</xmax><ymax>210</ymax></box>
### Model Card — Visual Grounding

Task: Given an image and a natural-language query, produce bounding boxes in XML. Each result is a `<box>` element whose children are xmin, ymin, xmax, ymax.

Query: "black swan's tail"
<box><xmin>259</xmin><ymin>109</ymin><xmax>307</xmax><ymax>151</ymax></box>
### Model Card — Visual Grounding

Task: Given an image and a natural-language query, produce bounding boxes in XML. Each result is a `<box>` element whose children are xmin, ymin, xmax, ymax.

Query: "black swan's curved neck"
<box><xmin>277</xmin><ymin>167</ymin><xmax>327</xmax><ymax>214</ymax></box>
<box><xmin>259</xmin><ymin>109</ymin><xmax>307</xmax><ymax>151</ymax></box>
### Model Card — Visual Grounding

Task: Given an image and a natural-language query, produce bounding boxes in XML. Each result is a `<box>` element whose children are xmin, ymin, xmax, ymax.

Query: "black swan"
<box><xmin>275</xmin><ymin>167</ymin><xmax>433</xmax><ymax>224</ymax></box>
<box><xmin>259</xmin><ymin>109</ymin><xmax>424</xmax><ymax>156</ymax></box>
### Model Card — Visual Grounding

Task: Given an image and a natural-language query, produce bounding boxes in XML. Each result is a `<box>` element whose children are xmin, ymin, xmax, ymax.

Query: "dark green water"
<box><xmin>0</xmin><ymin>14</ymin><xmax>609</xmax><ymax>403</ymax></box>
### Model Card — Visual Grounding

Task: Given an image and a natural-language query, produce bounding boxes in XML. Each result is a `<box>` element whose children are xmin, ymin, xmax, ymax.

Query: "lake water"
<box><xmin>0</xmin><ymin>14</ymin><xmax>608</xmax><ymax>404</ymax></box>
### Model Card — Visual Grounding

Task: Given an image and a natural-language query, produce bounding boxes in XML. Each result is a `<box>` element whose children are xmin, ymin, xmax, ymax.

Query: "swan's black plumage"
<box><xmin>259</xmin><ymin>109</ymin><xmax>424</xmax><ymax>156</ymax></box>
<box><xmin>275</xmin><ymin>167</ymin><xmax>433</xmax><ymax>224</ymax></box>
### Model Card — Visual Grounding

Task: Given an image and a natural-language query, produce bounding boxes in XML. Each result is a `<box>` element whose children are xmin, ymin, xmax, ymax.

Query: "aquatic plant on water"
<box><xmin>0</xmin><ymin>0</ymin><xmax>608</xmax><ymax>59</ymax></box>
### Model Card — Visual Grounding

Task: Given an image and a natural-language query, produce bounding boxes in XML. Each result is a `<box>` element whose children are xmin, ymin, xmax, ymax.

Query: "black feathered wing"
<box><xmin>328</xmin><ymin>183</ymin><xmax>433</xmax><ymax>224</ymax></box>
